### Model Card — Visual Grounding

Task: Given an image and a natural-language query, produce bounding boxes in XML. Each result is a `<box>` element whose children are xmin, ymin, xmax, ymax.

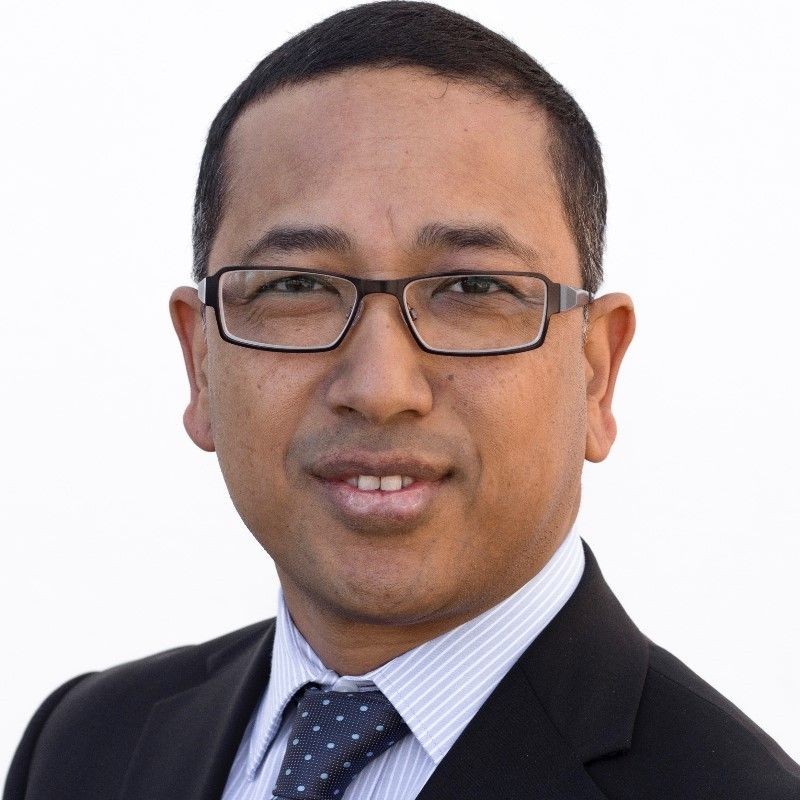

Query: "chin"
<box><xmin>340</xmin><ymin>569</ymin><xmax>481</xmax><ymax>629</ymax></box>
<box><xmin>334</xmin><ymin>594</ymin><xmax>456</xmax><ymax>628</ymax></box>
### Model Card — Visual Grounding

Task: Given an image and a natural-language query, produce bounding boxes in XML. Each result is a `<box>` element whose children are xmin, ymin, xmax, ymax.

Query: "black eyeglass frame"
<box><xmin>197</xmin><ymin>266</ymin><xmax>592</xmax><ymax>357</ymax></box>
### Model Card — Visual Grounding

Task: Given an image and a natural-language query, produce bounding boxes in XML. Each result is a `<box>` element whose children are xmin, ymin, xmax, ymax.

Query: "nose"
<box><xmin>324</xmin><ymin>293</ymin><xmax>434</xmax><ymax>424</ymax></box>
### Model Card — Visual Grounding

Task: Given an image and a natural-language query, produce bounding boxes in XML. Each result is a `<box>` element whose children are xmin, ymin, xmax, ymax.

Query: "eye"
<box><xmin>259</xmin><ymin>274</ymin><xmax>331</xmax><ymax>293</ymax></box>
<box><xmin>436</xmin><ymin>275</ymin><xmax>515</xmax><ymax>295</ymax></box>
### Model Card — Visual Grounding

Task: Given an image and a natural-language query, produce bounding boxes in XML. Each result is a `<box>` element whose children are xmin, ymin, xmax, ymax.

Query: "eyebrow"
<box><xmin>240</xmin><ymin>225</ymin><xmax>352</xmax><ymax>262</ymax></box>
<box><xmin>415</xmin><ymin>222</ymin><xmax>539</xmax><ymax>264</ymax></box>
<box><xmin>239</xmin><ymin>222</ymin><xmax>540</xmax><ymax>265</ymax></box>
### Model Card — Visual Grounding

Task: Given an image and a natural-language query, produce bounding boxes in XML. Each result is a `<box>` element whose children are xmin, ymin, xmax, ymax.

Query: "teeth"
<box><xmin>347</xmin><ymin>475</ymin><xmax>415</xmax><ymax>491</ymax></box>
<box><xmin>357</xmin><ymin>475</ymin><xmax>381</xmax><ymax>490</ymax></box>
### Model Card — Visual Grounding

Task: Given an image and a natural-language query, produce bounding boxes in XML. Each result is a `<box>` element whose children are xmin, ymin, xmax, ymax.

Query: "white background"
<box><xmin>1</xmin><ymin>0</ymin><xmax>798</xmax><ymax>781</ymax></box>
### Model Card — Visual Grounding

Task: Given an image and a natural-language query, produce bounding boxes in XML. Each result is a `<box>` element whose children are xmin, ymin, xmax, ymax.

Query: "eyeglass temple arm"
<box><xmin>559</xmin><ymin>285</ymin><xmax>591</xmax><ymax>313</ymax></box>
<box><xmin>197</xmin><ymin>279</ymin><xmax>207</xmax><ymax>304</ymax></box>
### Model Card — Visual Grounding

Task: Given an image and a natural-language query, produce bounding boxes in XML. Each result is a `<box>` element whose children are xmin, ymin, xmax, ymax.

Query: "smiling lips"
<box><xmin>309</xmin><ymin>451</ymin><xmax>452</xmax><ymax>525</ymax></box>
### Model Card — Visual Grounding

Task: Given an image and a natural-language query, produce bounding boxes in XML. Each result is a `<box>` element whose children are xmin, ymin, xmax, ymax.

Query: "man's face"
<box><xmin>172</xmin><ymin>67</ymin><xmax>631</xmax><ymax>631</ymax></box>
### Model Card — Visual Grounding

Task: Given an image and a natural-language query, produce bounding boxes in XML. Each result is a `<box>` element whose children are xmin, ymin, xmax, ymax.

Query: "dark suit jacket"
<box><xmin>5</xmin><ymin>544</ymin><xmax>800</xmax><ymax>799</ymax></box>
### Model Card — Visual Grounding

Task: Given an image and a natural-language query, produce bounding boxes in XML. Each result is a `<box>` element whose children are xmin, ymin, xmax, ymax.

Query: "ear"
<box><xmin>583</xmin><ymin>293</ymin><xmax>636</xmax><ymax>463</ymax></box>
<box><xmin>169</xmin><ymin>286</ymin><xmax>215</xmax><ymax>452</ymax></box>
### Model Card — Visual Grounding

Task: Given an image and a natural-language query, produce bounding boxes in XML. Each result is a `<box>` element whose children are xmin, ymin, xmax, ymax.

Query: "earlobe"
<box><xmin>169</xmin><ymin>287</ymin><xmax>216</xmax><ymax>453</ymax></box>
<box><xmin>583</xmin><ymin>293</ymin><xmax>636</xmax><ymax>463</ymax></box>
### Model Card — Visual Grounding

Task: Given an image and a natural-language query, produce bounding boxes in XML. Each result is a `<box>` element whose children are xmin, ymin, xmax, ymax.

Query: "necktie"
<box><xmin>272</xmin><ymin>685</ymin><xmax>410</xmax><ymax>799</ymax></box>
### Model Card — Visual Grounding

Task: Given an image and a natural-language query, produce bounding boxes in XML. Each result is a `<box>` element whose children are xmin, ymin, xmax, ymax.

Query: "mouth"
<box><xmin>308</xmin><ymin>451</ymin><xmax>453</xmax><ymax>529</ymax></box>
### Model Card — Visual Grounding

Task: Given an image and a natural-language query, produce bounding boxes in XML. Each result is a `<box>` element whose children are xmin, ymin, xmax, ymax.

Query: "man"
<box><xmin>5</xmin><ymin>2</ymin><xmax>799</xmax><ymax>798</ymax></box>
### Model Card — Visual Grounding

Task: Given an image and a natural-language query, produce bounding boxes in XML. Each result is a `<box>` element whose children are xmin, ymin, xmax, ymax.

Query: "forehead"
<box><xmin>213</xmin><ymin>67</ymin><xmax>577</xmax><ymax>277</ymax></box>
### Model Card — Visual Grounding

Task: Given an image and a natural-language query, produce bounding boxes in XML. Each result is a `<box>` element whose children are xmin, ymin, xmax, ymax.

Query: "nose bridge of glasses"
<box><xmin>358</xmin><ymin>277</ymin><xmax>408</xmax><ymax>303</ymax></box>
<box><xmin>349</xmin><ymin>279</ymin><xmax>413</xmax><ymax>337</ymax></box>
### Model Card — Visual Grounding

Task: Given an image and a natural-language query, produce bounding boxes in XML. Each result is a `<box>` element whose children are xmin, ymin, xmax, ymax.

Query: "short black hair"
<box><xmin>193</xmin><ymin>1</ymin><xmax>606</xmax><ymax>293</ymax></box>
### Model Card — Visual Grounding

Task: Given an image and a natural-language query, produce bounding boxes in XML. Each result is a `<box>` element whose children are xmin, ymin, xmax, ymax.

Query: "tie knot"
<box><xmin>273</xmin><ymin>686</ymin><xmax>409</xmax><ymax>799</ymax></box>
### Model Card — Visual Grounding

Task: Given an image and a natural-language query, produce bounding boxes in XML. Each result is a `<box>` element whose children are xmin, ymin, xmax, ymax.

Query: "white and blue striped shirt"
<box><xmin>221</xmin><ymin>527</ymin><xmax>585</xmax><ymax>800</ymax></box>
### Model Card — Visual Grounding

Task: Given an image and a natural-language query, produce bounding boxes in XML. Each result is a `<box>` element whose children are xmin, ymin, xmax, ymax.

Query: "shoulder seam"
<box><xmin>648</xmin><ymin>659</ymin><xmax>796</xmax><ymax>777</ymax></box>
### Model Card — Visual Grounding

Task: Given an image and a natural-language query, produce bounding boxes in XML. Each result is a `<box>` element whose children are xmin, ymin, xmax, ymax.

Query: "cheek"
<box><xmin>206</xmin><ymin>349</ymin><xmax>310</xmax><ymax>500</ymax></box>
<box><xmin>457</xmin><ymin>352</ymin><xmax>586</xmax><ymax>502</ymax></box>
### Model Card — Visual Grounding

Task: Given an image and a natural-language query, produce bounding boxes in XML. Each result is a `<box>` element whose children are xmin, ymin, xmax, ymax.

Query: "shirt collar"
<box><xmin>247</xmin><ymin>525</ymin><xmax>584</xmax><ymax>776</ymax></box>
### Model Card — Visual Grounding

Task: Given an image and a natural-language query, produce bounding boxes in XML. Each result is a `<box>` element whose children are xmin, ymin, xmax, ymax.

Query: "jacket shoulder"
<box><xmin>3</xmin><ymin>619</ymin><xmax>273</xmax><ymax>800</ymax></box>
<box><xmin>586</xmin><ymin>642</ymin><xmax>800</xmax><ymax>799</ymax></box>
<box><xmin>50</xmin><ymin>618</ymin><xmax>272</xmax><ymax>720</ymax></box>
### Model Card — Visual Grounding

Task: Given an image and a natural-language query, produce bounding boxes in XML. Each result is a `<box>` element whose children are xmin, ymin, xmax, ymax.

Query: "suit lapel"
<box><xmin>520</xmin><ymin>542</ymin><xmax>650</xmax><ymax>762</ymax></box>
<box><xmin>417</xmin><ymin>542</ymin><xmax>649</xmax><ymax>799</ymax></box>
<box><xmin>119</xmin><ymin>620</ymin><xmax>275</xmax><ymax>800</ymax></box>
<box><xmin>415</xmin><ymin>662</ymin><xmax>607</xmax><ymax>799</ymax></box>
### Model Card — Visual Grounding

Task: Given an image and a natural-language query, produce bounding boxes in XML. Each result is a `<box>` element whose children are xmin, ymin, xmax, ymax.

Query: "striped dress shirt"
<box><xmin>221</xmin><ymin>526</ymin><xmax>585</xmax><ymax>800</ymax></box>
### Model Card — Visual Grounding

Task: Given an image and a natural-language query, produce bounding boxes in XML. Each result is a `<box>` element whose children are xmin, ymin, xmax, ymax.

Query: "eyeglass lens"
<box><xmin>218</xmin><ymin>269</ymin><xmax>547</xmax><ymax>352</ymax></box>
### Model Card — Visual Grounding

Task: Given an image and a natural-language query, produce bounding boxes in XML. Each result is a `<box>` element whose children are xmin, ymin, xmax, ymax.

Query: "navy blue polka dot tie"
<box><xmin>271</xmin><ymin>685</ymin><xmax>410</xmax><ymax>799</ymax></box>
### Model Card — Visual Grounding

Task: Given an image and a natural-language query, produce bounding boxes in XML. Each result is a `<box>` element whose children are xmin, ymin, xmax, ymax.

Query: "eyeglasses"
<box><xmin>197</xmin><ymin>267</ymin><xmax>591</xmax><ymax>356</ymax></box>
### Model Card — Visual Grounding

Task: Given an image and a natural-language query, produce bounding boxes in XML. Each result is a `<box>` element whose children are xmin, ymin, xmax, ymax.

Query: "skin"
<box><xmin>170</xmin><ymin>67</ymin><xmax>635</xmax><ymax>675</ymax></box>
